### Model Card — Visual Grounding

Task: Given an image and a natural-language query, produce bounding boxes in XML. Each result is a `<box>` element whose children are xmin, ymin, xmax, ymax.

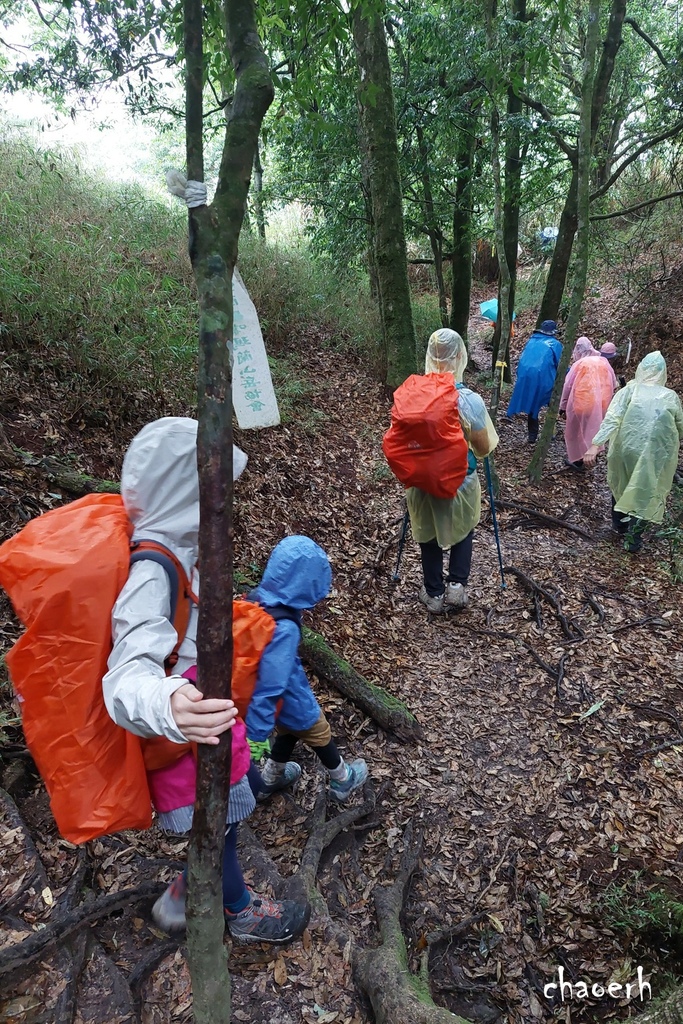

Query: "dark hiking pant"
<box><xmin>527</xmin><ymin>415</ymin><xmax>539</xmax><ymax>442</ymax></box>
<box><xmin>420</xmin><ymin>532</ymin><xmax>474</xmax><ymax>597</ymax></box>
<box><xmin>611</xmin><ymin>495</ymin><xmax>647</xmax><ymax>552</ymax></box>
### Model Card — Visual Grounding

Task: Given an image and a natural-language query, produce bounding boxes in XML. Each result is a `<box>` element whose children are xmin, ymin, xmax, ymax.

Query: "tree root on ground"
<box><xmin>503</xmin><ymin>566</ymin><xmax>584</xmax><ymax>640</ymax></box>
<box><xmin>0</xmin><ymin>879</ymin><xmax>164</xmax><ymax>976</ymax></box>
<box><xmin>492</xmin><ymin>499</ymin><xmax>594</xmax><ymax>540</ymax></box>
<box><xmin>301</xmin><ymin>626</ymin><xmax>422</xmax><ymax>740</ymax></box>
<box><xmin>353</xmin><ymin>820</ymin><xmax>469</xmax><ymax>1024</ymax></box>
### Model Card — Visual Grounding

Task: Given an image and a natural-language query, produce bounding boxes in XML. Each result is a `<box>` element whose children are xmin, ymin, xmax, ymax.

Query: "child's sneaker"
<box><xmin>151</xmin><ymin>872</ymin><xmax>187</xmax><ymax>933</ymax></box>
<box><xmin>329</xmin><ymin>759</ymin><xmax>368</xmax><ymax>803</ymax></box>
<box><xmin>225</xmin><ymin>889</ymin><xmax>310</xmax><ymax>945</ymax></box>
<box><xmin>257</xmin><ymin>761</ymin><xmax>302</xmax><ymax>802</ymax></box>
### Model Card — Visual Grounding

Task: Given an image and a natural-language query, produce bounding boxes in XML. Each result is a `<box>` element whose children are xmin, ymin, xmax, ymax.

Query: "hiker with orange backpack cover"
<box><xmin>102</xmin><ymin>417</ymin><xmax>309</xmax><ymax>943</ymax></box>
<box><xmin>386</xmin><ymin>329</ymin><xmax>499</xmax><ymax>615</ymax></box>
<box><xmin>246</xmin><ymin>535</ymin><xmax>369</xmax><ymax>801</ymax></box>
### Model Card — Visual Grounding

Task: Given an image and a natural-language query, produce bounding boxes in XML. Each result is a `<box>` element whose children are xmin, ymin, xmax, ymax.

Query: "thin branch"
<box><xmin>518</xmin><ymin>92</ymin><xmax>578</xmax><ymax>162</ymax></box>
<box><xmin>591</xmin><ymin>190</ymin><xmax>683</xmax><ymax>221</ymax></box>
<box><xmin>625</xmin><ymin>17</ymin><xmax>668</xmax><ymax>67</ymax></box>
<box><xmin>590</xmin><ymin>121</ymin><xmax>683</xmax><ymax>200</ymax></box>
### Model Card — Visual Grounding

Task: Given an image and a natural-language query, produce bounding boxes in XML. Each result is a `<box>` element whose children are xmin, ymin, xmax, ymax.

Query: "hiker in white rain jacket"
<box><xmin>103</xmin><ymin>416</ymin><xmax>309</xmax><ymax>944</ymax></box>
<box><xmin>584</xmin><ymin>351</ymin><xmax>683</xmax><ymax>553</ymax></box>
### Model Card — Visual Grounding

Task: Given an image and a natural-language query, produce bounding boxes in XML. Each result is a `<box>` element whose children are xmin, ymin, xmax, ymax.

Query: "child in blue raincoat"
<box><xmin>506</xmin><ymin>320</ymin><xmax>562</xmax><ymax>442</ymax></box>
<box><xmin>246</xmin><ymin>535</ymin><xmax>368</xmax><ymax>801</ymax></box>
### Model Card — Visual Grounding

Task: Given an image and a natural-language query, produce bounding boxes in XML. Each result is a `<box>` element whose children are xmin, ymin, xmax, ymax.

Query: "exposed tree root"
<box><xmin>503</xmin><ymin>566</ymin><xmax>584</xmax><ymax>640</ymax></box>
<box><xmin>0</xmin><ymin>879</ymin><xmax>163</xmax><ymax>976</ymax></box>
<box><xmin>637</xmin><ymin>983</ymin><xmax>683</xmax><ymax>1024</ymax></box>
<box><xmin>353</xmin><ymin>820</ymin><xmax>469</xmax><ymax>1024</ymax></box>
<box><xmin>493</xmin><ymin>499</ymin><xmax>594</xmax><ymax>540</ymax></box>
<box><xmin>301</xmin><ymin>626</ymin><xmax>422</xmax><ymax>740</ymax></box>
<box><xmin>0</xmin><ymin>786</ymin><xmax>48</xmax><ymax>916</ymax></box>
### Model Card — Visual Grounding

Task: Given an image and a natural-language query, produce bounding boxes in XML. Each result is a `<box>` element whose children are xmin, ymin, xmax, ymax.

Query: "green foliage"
<box><xmin>654</xmin><ymin>486</ymin><xmax>683</xmax><ymax>584</ymax></box>
<box><xmin>0</xmin><ymin>131</ymin><xmax>383</xmax><ymax>419</ymax></box>
<box><xmin>0</xmin><ymin>133</ymin><xmax>197</xmax><ymax>407</ymax></box>
<box><xmin>602</xmin><ymin>874</ymin><xmax>683</xmax><ymax>947</ymax></box>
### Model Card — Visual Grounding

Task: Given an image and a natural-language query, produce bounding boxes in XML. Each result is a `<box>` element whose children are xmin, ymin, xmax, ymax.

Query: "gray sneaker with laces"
<box><xmin>226</xmin><ymin>889</ymin><xmax>310</xmax><ymax>945</ymax></box>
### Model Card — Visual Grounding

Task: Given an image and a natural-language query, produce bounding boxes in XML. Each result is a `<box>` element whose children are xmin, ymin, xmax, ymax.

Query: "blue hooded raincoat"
<box><xmin>506</xmin><ymin>331</ymin><xmax>563</xmax><ymax>418</ymax></box>
<box><xmin>246</xmin><ymin>536</ymin><xmax>332</xmax><ymax>743</ymax></box>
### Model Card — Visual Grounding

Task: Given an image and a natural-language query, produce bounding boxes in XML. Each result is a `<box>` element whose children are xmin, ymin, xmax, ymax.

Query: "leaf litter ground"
<box><xmin>0</xmin><ymin>310</ymin><xmax>682</xmax><ymax>1024</ymax></box>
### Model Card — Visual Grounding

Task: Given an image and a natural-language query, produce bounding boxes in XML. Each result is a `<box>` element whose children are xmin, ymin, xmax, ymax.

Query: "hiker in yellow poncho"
<box><xmin>584</xmin><ymin>351</ymin><xmax>683</xmax><ymax>552</ymax></box>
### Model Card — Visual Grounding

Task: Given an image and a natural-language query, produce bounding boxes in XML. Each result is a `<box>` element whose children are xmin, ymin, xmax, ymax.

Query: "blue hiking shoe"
<box><xmin>257</xmin><ymin>761</ymin><xmax>302</xmax><ymax>802</ymax></box>
<box><xmin>329</xmin><ymin>759</ymin><xmax>368</xmax><ymax>803</ymax></box>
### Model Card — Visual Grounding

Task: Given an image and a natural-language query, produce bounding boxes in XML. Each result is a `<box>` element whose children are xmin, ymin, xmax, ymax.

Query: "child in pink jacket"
<box><xmin>103</xmin><ymin>417</ymin><xmax>308</xmax><ymax>944</ymax></box>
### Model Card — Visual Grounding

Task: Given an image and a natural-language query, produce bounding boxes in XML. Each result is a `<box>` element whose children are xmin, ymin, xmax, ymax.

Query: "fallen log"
<box><xmin>4</xmin><ymin>448</ymin><xmax>119</xmax><ymax>495</ymax></box>
<box><xmin>301</xmin><ymin>627</ymin><xmax>422</xmax><ymax>740</ymax></box>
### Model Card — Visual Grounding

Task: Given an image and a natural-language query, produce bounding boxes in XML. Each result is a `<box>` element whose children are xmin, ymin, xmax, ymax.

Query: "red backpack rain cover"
<box><xmin>0</xmin><ymin>494</ymin><xmax>277</xmax><ymax>843</ymax></box>
<box><xmin>382</xmin><ymin>373</ymin><xmax>469</xmax><ymax>499</ymax></box>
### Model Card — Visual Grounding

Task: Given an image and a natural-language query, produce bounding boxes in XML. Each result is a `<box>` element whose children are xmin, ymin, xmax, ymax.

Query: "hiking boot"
<box><xmin>418</xmin><ymin>585</ymin><xmax>445</xmax><ymax>614</ymax></box>
<box><xmin>225</xmin><ymin>889</ymin><xmax>310</xmax><ymax>945</ymax></box>
<box><xmin>329</xmin><ymin>759</ymin><xmax>368</xmax><ymax>803</ymax></box>
<box><xmin>152</xmin><ymin>872</ymin><xmax>187</xmax><ymax>933</ymax></box>
<box><xmin>257</xmin><ymin>761</ymin><xmax>302</xmax><ymax>802</ymax></box>
<box><xmin>527</xmin><ymin>433</ymin><xmax>538</xmax><ymax>445</ymax></box>
<box><xmin>444</xmin><ymin>582</ymin><xmax>468</xmax><ymax>610</ymax></box>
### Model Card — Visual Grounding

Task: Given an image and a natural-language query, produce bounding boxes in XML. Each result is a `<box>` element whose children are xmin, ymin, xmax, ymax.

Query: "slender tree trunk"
<box><xmin>537</xmin><ymin>0</ymin><xmax>626</xmax><ymax>325</ymax></box>
<box><xmin>528</xmin><ymin>0</ymin><xmax>600</xmax><ymax>482</ymax></box>
<box><xmin>415</xmin><ymin>124</ymin><xmax>448</xmax><ymax>326</ymax></box>
<box><xmin>492</xmin><ymin>0</ymin><xmax>526</xmax><ymax>386</ymax></box>
<box><xmin>450</xmin><ymin>119</ymin><xmax>476</xmax><ymax>343</ymax></box>
<box><xmin>351</xmin><ymin>0</ymin><xmax>416</xmax><ymax>388</ymax></box>
<box><xmin>183</xmin><ymin>1</ymin><xmax>273</xmax><ymax>1021</ymax></box>
<box><xmin>488</xmin><ymin>104</ymin><xmax>512</xmax><ymax>426</ymax></box>
<box><xmin>252</xmin><ymin>140</ymin><xmax>266</xmax><ymax>240</ymax></box>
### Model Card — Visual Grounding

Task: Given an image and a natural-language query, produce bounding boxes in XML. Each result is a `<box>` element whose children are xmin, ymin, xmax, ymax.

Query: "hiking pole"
<box><xmin>392</xmin><ymin>508</ymin><xmax>410</xmax><ymax>582</ymax></box>
<box><xmin>484</xmin><ymin>456</ymin><xmax>506</xmax><ymax>589</ymax></box>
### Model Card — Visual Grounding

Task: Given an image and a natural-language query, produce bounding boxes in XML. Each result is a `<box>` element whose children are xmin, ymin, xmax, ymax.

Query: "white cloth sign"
<box><xmin>232</xmin><ymin>269</ymin><xmax>280</xmax><ymax>429</ymax></box>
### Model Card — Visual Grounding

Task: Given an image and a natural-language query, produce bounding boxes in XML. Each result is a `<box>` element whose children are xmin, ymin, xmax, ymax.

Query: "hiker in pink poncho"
<box><xmin>560</xmin><ymin>337</ymin><xmax>617</xmax><ymax>470</ymax></box>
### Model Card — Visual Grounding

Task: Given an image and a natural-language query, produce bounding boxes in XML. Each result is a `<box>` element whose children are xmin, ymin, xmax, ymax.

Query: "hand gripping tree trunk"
<box><xmin>528</xmin><ymin>0</ymin><xmax>600</xmax><ymax>483</ymax></box>
<box><xmin>351</xmin><ymin>0</ymin><xmax>416</xmax><ymax>388</ymax></box>
<box><xmin>182</xmin><ymin>1</ymin><xmax>273</xmax><ymax>1021</ymax></box>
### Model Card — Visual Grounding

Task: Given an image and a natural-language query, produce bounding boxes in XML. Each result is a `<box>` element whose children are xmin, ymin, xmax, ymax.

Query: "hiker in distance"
<box><xmin>559</xmin><ymin>336</ymin><xmax>617</xmax><ymax>470</ymax></box>
<box><xmin>384</xmin><ymin>328</ymin><xmax>498</xmax><ymax>615</ymax></box>
<box><xmin>246</xmin><ymin>535</ymin><xmax>369</xmax><ymax>801</ymax></box>
<box><xmin>104</xmin><ymin>417</ymin><xmax>310</xmax><ymax>943</ymax></box>
<box><xmin>505</xmin><ymin>319</ymin><xmax>562</xmax><ymax>443</ymax></box>
<box><xmin>584</xmin><ymin>351</ymin><xmax>683</xmax><ymax>553</ymax></box>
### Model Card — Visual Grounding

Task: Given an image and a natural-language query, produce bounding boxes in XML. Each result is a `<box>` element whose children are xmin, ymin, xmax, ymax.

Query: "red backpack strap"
<box><xmin>129</xmin><ymin>540</ymin><xmax>196</xmax><ymax>670</ymax></box>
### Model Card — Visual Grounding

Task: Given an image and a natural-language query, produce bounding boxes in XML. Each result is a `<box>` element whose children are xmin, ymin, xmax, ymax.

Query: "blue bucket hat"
<box><xmin>540</xmin><ymin>320</ymin><xmax>557</xmax><ymax>335</ymax></box>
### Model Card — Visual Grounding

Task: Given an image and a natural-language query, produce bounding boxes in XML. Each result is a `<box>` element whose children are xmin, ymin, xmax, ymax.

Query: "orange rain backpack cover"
<box><xmin>0</xmin><ymin>494</ymin><xmax>278</xmax><ymax>844</ymax></box>
<box><xmin>382</xmin><ymin>373</ymin><xmax>469</xmax><ymax>498</ymax></box>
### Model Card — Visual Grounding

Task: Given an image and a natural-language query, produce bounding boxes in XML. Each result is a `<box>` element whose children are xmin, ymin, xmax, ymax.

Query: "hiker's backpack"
<box><xmin>0</xmin><ymin>494</ymin><xmax>279</xmax><ymax>844</ymax></box>
<box><xmin>382</xmin><ymin>373</ymin><xmax>469</xmax><ymax>499</ymax></box>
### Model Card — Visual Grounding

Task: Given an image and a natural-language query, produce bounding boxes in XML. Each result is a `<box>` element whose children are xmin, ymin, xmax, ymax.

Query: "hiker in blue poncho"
<box><xmin>506</xmin><ymin>320</ymin><xmax>562</xmax><ymax>443</ymax></box>
<box><xmin>246</xmin><ymin>535</ymin><xmax>368</xmax><ymax>802</ymax></box>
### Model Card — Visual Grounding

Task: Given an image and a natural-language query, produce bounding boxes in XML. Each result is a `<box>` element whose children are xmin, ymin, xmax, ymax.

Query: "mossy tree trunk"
<box><xmin>537</xmin><ymin>0</ymin><xmax>626</xmax><ymax>325</ymax></box>
<box><xmin>528</xmin><ymin>0</ymin><xmax>600</xmax><ymax>483</ymax></box>
<box><xmin>492</xmin><ymin>0</ymin><xmax>526</xmax><ymax>388</ymax></box>
<box><xmin>252</xmin><ymin>141</ymin><xmax>266</xmax><ymax>241</ymax></box>
<box><xmin>351</xmin><ymin>0</ymin><xmax>416</xmax><ymax>388</ymax></box>
<box><xmin>449</xmin><ymin>115</ymin><xmax>477</xmax><ymax>344</ymax></box>
<box><xmin>183</xmin><ymin>1</ymin><xmax>273</xmax><ymax>1021</ymax></box>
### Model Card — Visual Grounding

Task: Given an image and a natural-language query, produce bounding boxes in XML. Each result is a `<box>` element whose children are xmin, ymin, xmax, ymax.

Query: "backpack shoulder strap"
<box><xmin>129</xmin><ymin>540</ymin><xmax>195</xmax><ymax>669</ymax></box>
<box><xmin>268</xmin><ymin>605</ymin><xmax>302</xmax><ymax>631</ymax></box>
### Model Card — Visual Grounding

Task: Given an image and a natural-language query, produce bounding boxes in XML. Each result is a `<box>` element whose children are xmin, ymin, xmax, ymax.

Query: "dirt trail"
<box><xmin>1</xmin><ymin>310</ymin><xmax>682</xmax><ymax>1023</ymax></box>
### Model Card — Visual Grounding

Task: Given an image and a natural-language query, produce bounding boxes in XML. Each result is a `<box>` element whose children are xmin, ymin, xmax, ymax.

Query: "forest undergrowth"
<box><xmin>1</xmin><ymin>143</ymin><xmax>683</xmax><ymax>1024</ymax></box>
